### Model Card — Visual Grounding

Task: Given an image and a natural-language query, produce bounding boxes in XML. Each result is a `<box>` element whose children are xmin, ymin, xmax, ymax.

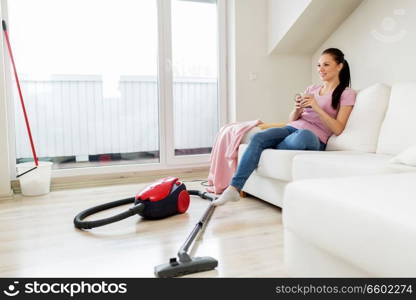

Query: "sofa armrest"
<box><xmin>241</xmin><ymin>126</ymin><xmax>262</xmax><ymax>144</ymax></box>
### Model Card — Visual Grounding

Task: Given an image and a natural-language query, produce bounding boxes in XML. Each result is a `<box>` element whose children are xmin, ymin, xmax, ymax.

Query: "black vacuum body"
<box><xmin>134</xmin><ymin>177</ymin><xmax>190</xmax><ymax>220</ymax></box>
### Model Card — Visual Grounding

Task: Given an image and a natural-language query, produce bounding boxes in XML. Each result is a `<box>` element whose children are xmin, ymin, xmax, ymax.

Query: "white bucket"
<box><xmin>17</xmin><ymin>161</ymin><xmax>53</xmax><ymax>196</ymax></box>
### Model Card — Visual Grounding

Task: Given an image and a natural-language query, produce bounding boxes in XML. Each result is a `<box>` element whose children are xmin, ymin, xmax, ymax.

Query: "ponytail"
<box><xmin>322</xmin><ymin>48</ymin><xmax>351</xmax><ymax>109</ymax></box>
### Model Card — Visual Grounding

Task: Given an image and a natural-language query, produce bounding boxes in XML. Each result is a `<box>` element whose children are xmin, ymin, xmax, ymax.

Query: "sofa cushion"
<box><xmin>238</xmin><ymin>145</ymin><xmax>308</xmax><ymax>181</ymax></box>
<box><xmin>377</xmin><ymin>81</ymin><xmax>416</xmax><ymax>155</ymax></box>
<box><xmin>283</xmin><ymin>173</ymin><xmax>416</xmax><ymax>276</ymax></box>
<box><xmin>292</xmin><ymin>152</ymin><xmax>413</xmax><ymax>180</ymax></box>
<box><xmin>390</xmin><ymin>144</ymin><xmax>416</xmax><ymax>167</ymax></box>
<box><xmin>238</xmin><ymin>145</ymin><xmax>357</xmax><ymax>181</ymax></box>
<box><xmin>241</xmin><ymin>126</ymin><xmax>262</xmax><ymax>144</ymax></box>
<box><xmin>326</xmin><ymin>83</ymin><xmax>390</xmax><ymax>153</ymax></box>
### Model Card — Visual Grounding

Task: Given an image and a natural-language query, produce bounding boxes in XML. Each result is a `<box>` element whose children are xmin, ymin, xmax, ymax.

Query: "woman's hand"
<box><xmin>300</xmin><ymin>94</ymin><xmax>319</xmax><ymax>111</ymax></box>
<box><xmin>289</xmin><ymin>94</ymin><xmax>304</xmax><ymax>122</ymax></box>
<box><xmin>294</xmin><ymin>94</ymin><xmax>304</xmax><ymax>112</ymax></box>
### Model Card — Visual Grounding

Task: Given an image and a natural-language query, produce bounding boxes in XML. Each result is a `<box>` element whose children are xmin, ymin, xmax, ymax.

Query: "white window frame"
<box><xmin>1</xmin><ymin>0</ymin><xmax>227</xmax><ymax>178</ymax></box>
<box><xmin>0</xmin><ymin>0</ymin><xmax>17</xmax><ymax>181</ymax></box>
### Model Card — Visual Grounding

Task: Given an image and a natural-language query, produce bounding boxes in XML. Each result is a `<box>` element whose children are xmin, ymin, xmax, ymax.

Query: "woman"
<box><xmin>213</xmin><ymin>48</ymin><xmax>356</xmax><ymax>206</ymax></box>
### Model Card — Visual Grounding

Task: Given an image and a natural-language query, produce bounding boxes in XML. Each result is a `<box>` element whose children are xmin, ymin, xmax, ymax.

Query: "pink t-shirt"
<box><xmin>289</xmin><ymin>85</ymin><xmax>356</xmax><ymax>144</ymax></box>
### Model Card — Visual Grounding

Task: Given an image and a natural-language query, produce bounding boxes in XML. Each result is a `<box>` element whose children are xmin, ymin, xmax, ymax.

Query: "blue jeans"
<box><xmin>230</xmin><ymin>126</ymin><xmax>326</xmax><ymax>191</ymax></box>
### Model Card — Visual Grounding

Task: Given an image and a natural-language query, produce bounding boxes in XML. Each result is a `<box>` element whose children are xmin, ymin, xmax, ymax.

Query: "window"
<box><xmin>5</xmin><ymin>0</ymin><xmax>225</xmax><ymax>174</ymax></box>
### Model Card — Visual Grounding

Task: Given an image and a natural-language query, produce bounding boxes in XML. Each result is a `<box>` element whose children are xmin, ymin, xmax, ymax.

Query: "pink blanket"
<box><xmin>207</xmin><ymin>120</ymin><xmax>262</xmax><ymax>194</ymax></box>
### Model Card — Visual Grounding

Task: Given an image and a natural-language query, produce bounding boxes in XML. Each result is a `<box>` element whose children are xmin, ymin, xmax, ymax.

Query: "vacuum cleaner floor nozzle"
<box><xmin>154</xmin><ymin>256</ymin><xmax>218</xmax><ymax>278</ymax></box>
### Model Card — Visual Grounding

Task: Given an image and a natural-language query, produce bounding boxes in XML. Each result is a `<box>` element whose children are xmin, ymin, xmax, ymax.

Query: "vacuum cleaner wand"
<box><xmin>154</xmin><ymin>190</ymin><xmax>218</xmax><ymax>278</ymax></box>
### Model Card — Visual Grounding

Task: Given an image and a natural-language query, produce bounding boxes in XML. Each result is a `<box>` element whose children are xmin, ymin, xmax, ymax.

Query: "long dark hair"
<box><xmin>321</xmin><ymin>48</ymin><xmax>351</xmax><ymax>109</ymax></box>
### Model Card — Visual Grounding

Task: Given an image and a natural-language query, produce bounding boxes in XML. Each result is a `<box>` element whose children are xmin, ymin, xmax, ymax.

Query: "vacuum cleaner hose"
<box><xmin>187</xmin><ymin>190</ymin><xmax>216</xmax><ymax>201</ymax></box>
<box><xmin>74</xmin><ymin>189</ymin><xmax>215</xmax><ymax>231</ymax></box>
<box><xmin>73</xmin><ymin>197</ymin><xmax>144</xmax><ymax>230</ymax></box>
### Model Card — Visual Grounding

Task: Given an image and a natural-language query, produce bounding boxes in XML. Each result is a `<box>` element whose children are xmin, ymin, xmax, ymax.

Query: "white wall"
<box><xmin>228</xmin><ymin>0</ymin><xmax>311</xmax><ymax>123</ymax></box>
<box><xmin>312</xmin><ymin>0</ymin><xmax>416</xmax><ymax>89</ymax></box>
<box><xmin>268</xmin><ymin>0</ymin><xmax>311</xmax><ymax>54</ymax></box>
<box><xmin>0</xmin><ymin>2</ymin><xmax>12</xmax><ymax>198</ymax></box>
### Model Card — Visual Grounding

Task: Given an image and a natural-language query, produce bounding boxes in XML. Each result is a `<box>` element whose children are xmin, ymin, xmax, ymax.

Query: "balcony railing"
<box><xmin>14</xmin><ymin>75</ymin><xmax>219</xmax><ymax>160</ymax></box>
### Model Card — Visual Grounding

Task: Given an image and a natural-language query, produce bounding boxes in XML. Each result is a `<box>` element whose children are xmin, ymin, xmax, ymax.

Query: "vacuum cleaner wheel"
<box><xmin>177</xmin><ymin>190</ymin><xmax>190</xmax><ymax>213</ymax></box>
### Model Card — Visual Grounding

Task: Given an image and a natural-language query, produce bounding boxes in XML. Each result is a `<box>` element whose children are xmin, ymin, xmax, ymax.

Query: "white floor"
<box><xmin>0</xmin><ymin>177</ymin><xmax>287</xmax><ymax>277</ymax></box>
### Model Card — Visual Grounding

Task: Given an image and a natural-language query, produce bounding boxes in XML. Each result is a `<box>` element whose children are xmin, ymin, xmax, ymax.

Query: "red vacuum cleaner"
<box><xmin>74</xmin><ymin>177</ymin><xmax>218</xmax><ymax>277</ymax></box>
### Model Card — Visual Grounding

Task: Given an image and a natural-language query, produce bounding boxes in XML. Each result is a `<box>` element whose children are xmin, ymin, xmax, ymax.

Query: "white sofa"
<box><xmin>239</xmin><ymin>82</ymin><xmax>416</xmax><ymax>276</ymax></box>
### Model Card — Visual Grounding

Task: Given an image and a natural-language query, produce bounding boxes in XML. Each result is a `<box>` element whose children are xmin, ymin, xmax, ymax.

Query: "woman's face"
<box><xmin>317</xmin><ymin>54</ymin><xmax>343</xmax><ymax>82</ymax></box>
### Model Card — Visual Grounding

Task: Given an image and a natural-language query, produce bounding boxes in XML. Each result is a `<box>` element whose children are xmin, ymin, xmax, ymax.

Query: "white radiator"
<box><xmin>14</xmin><ymin>75</ymin><xmax>218</xmax><ymax>159</ymax></box>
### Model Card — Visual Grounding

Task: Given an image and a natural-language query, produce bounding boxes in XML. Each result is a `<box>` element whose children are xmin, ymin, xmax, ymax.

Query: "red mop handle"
<box><xmin>2</xmin><ymin>20</ymin><xmax>38</xmax><ymax>166</ymax></box>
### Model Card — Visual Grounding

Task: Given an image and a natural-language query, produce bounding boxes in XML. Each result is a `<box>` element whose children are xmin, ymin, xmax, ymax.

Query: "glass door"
<box><xmin>170</xmin><ymin>0</ymin><xmax>219</xmax><ymax>158</ymax></box>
